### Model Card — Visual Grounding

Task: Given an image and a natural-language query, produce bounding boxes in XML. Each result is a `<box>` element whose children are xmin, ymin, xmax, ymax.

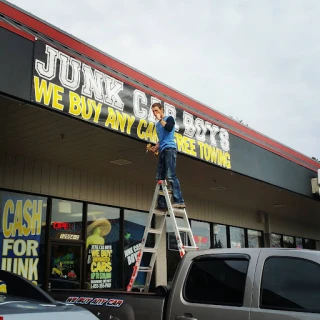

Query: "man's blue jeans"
<box><xmin>156</xmin><ymin>148</ymin><xmax>184</xmax><ymax>208</ymax></box>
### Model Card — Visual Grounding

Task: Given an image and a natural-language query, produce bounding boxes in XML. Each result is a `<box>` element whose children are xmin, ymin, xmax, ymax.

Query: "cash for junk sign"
<box><xmin>89</xmin><ymin>244</ymin><xmax>112</xmax><ymax>289</ymax></box>
<box><xmin>31</xmin><ymin>40</ymin><xmax>232</xmax><ymax>170</ymax></box>
<box><xmin>0</xmin><ymin>192</ymin><xmax>44</xmax><ymax>284</ymax></box>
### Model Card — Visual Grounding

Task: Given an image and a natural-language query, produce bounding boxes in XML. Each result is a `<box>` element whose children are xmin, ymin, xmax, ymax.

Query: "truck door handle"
<box><xmin>176</xmin><ymin>315</ymin><xmax>197</xmax><ymax>320</ymax></box>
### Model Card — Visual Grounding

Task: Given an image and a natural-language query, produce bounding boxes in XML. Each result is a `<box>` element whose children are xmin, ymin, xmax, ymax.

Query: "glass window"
<box><xmin>191</xmin><ymin>220</ymin><xmax>211</xmax><ymax>250</ymax></box>
<box><xmin>51</xmin><ymin>199</ymin><xmax>83</xmax><ymax>240</ymax></box>
<box><xmin>184</xmin><ymin>257</ymin><xmax>249</xmax><ymax>306</ymax></box>
<box><xmin>166</xmin><ymin>217</ymin><xmax>186</xmax><ymax>284</ymax></box>
<box><xmin>261</xmin><ymin>257</ymin><xmax>320</xmax><ymax>313</ymax></box>
<box><xmin>271</xmin><ymin>233</ymin><xmax>281</xmax><ymax>248</ymax></box>
<box><xmin>49</xmin><ymin>243</ymin><xmax>81</xmax><ymax>290</ymax></box>
<box><xmin>230</xmin><ymin>226</ymin><xmax>245</xmax><ymax>248</ymax></box>
<box><xmin>296</xmin><ymin>237</ymin><xmax>303</xmax><ymax>249</ymax></box>
<box><xmin>304</xmin><ymin>239</ymin><xmax>316</xmax><ymax>250</ymax></box>
<box><xmin>283</xmin><ymin>235</ymin><xmax>295</xmax><ymax>248</ymax></box>
<box><xmin>248</xmin><ymin>229</ymin><xmax>263</xmax><ymax>248</ymax></box>
<box><xmin>85</xmin><ymin>205</ymin><xmax>120</xmax><ymax>290</ymax></box>
<box><xmin>212</xmin><ymin>224</ymin><xmax>228</xmax><ymax>248</ymax></box>
<box><xmin>124</xmin><ymin>210</ymin><xmax>150</xmax><ymax>290</ymax></box>
<box><xmin>0</xmin><ymin>191</ymin><xmax>47</xmax><ymax>288</ymax></box>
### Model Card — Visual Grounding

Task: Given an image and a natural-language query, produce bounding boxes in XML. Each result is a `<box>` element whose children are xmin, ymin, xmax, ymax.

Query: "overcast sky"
<box><xmin>7</xmin><ymin>0</ymin><xmax>320</xmax><ymax>159</ymax></box>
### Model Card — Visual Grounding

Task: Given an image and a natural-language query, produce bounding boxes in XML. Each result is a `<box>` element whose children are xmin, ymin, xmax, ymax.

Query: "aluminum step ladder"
<box><xmin>126</xmin><ymin>180</ymin><xmax>198</xmax><ymax>292</ymax></box>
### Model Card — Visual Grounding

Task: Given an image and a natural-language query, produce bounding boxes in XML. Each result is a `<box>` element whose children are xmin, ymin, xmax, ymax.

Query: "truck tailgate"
<box><xmin>50</xmin><ymin>289</ymin><xmax>165</xmax><ymax>320</ymax></box>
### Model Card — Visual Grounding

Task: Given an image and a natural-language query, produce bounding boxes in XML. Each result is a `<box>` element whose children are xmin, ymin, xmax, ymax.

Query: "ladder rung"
<box><xmin>173</xmin><ymin>208</ymin><xmax>186</xmax><ymax>212</ymax></box>
<box><xmin>153</xmin><ymin>211</ymin><xmax>166</xmax><ymax>216</ymax></box>
<box><xmin>148</xmin><ymin>228</ymin><xmax>162</xmax><ymax>234</ymax></box>
<box><xmin>158</xmin><ymin>191</ymin><xmax>171</xmax><ymax>196</ymax></box>
<box><xmin>178</xmin><ymin>227</ymin><xmax>192</xmax><ymax>233</ymax></box>
<box><xmin>143</xmin><ymin>248</ymin><xmax>157</xmax><ymax>253</ymax></box>
<box><xmin>139</xmin><ymin>267</ymin><xmax>152</xmax><ymax>272</ymax></box>
<box><xmin>183</xmin><ymin>246</ymin><xmax>198</xmax><ymax>251</ymax></box>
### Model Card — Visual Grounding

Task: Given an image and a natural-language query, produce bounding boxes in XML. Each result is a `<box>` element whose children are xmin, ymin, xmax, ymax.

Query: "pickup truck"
<box><xmin>49</xmin><ymin>248</ymin><xmax>320</xmax><ymax>320</ymax></box>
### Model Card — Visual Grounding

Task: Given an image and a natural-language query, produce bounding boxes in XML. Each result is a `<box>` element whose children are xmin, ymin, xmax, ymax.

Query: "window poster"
<box><xmin>86</xmin><ymin>217</ymin><xmax>113</xmax><ymax>289</ymax></box>
<box><xmin>0</xmin><ymin>191</ymin><xmax>47</xmax><ymax>285</ymax></box>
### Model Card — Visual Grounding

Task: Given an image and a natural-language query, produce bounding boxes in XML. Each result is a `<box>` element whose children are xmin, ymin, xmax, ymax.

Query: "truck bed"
<box><xmin>50</xmin><ymin>289</ymin><xmax>166</xmax><ymax>320</ymax></box>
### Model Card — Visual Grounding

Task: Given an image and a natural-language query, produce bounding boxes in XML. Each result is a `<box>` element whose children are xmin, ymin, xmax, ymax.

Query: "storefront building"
<box><xmin>1</xmin><ymin>1</ymin><xmax>320</xmax><ymax>293</ymax></box>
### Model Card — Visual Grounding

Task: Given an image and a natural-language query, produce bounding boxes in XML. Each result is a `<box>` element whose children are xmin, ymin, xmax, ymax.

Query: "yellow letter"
<box><xmin>91</xmin><ymin>262</ymin><xmax>97</xmax><ymax>273</ymax></box>
<box><xmin>189</xmin><ymin>138</ymin><xmax>197</xmax><ymax>157</ymax></box>
<box><xmin>81</xmin><ymin>96</ymin><xmax>92</xmax><ymax>120</ymax></box>
<box><xmin>27</xmin><ymin>258</ymin><xmax>39</xmax><ymax>282</ymax></box>
<box><xmin>126</xmin><ymin>115</ymin><xmax>135</xmax><ymax>135</ymax></box>
<box><xmin>115</xmin><ymin>110</ymin><xmax>127</xmax><ymax>132</ymax></box>
<box><xmin>13</xmin><ymin>201</ymin><xmax>23</xmax><ymax>237</ymax></box>
<box><xmin>69</xmin><ymin>91</ymin><xmax>81</xmax><ymax>116</ymax></box>
<box><xmin>137</xmin><ymin>119</ymin><xmax>147</xmax><ymax>139</ymax></box>
<box><xmin>52</xmin><ymin>84</ymin><xmax>64</xmax><ymax>111</ymax></box>
<box><xmin>18</xmin><ymin>258</ymin><xmax>28</xmax><ymax>279</ymax></box>
<box><xmin>105</xmin><ymin>107</ymin><xmax>116</xmax><ymax>129</ymax></box>
<box><xmin>210</xmin><ymin>146</ymin><xmax>219</xmax><ymax>164</ymax></box>
<box><xmin>33</xmin><ymin>76</ymin><xmax>53</xmax><ymax>106</ymax></box>
<box><xmin>22</xmin><ymin>200</ymin><xmax>32</xmax><ymax>237</ymax></box>
<box><xmin>90</xmin><ymin>100</ymin><xmax>102</xmax><ymax>123</ymax></box>
<box><xmin>175</xmin><ymin>133</ymin><xmax>184</xmax><ymax>152</ymax></box>
<box><xmin>225</xmin><ymin>153</ymin><xmax>231</xmax><ymax>169</ymax></box>
<box><xmin>26</xmin><ymin>240</ymin><xmax>39</xmax><ymax>256</ymax></box>
<box><xmin>197</xmin><ymin>141</ymin><xmax>205</xmax><ymax>159</ymax></box>
<box><xmin>3</xmin><ymin>200</ymin><xmax>14</xmax><ymax>238</ymax></box>
<box><xmin>145</xmin><ymin>122</ymin><xmax>155</xmax><ymax>141</ymax></box>
<box><xmin>31</xmin><ymin>200</ymin><xmax>42</xmax><ymax>235</ymax></box>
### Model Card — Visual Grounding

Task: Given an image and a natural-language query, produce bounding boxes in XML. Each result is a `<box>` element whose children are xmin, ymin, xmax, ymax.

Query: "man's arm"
<box><xmin>159</xmin><ymin>116</ymin><xmax>175</xmax><ymax>132</ymax></box>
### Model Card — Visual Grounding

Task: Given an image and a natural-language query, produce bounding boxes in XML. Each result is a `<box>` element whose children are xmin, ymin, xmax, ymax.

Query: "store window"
<box><xmin>212</xmin><ymin>224</ymin><xmax>228</xmax><ymax>248</ymax></box>
<box><xmin>248</xmin><ymin>229</ymin><xmax>263</xmax><ymax>248</ymax></box>
<box><xmin>261</xmin><ymin>257</ymin><xmax>320</xmax><ymax>313</ymax></box>
<box><xmin>85</xmin><ymin>205</ymin><xmax>120</xmax><ymax>290</ymax></box>
<box><xmin>0</xmin><ymin>191</ymin><xmax>47</xmax><ymax>288</ymax></box>
<box><xmin>296</xmin><ymin>237</ymin><xmax>303</xmax><ymax>249</ymax></box>
<box><xmin>166</xmin><ymin>217</ymin><xmax>186</xmax><ymax>284</ymax></box>
<box><xmin>124</xmin><ymin>210</ymin><xmax>149</xmax><ymax>290</ymax></box>
<box><xmin>283</xmin><ymin>235</ymin><xmax>295</xmax><ymax>248</ymax></box>
<box><xmin>184</xmin><ymin>256</ymin><xmax>249</xmax><ymax>306</ymax></box>
<box><xmin>191</xmin><ymin>220</ymin><xmax>211</xmax><ymax>250</ymax></box>
<box><xmin>49</xmin><ymin>243</ymin><xmax>81</xmax><ymax>290</ymax></box>
<box><xmin>304</xmin><ymin>238</ymin><xmax>316</xmax><ymax>250</ymax></box>
<box><xmin>271</xmin><ymin>233</ymin><xmax>282</xmax><ymax>248</ymax></box>
<box><xmin>51</xmin><ymin>199</ymin><xmax>83</xmax><ymax>240</ymax></box>
<box><xmin>230</xmin><ymin>226</ymin><xmax>245</xmax><ymax>248</ymax></box>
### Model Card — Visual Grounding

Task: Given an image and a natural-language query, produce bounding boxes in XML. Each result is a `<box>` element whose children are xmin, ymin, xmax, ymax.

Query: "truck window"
<box><xmin>184</xmin><ymin>256</ymin><xmax>249</xmax><ymax>306</ymax></box>
<box><xmin>261</xmin><ymin>257</ymin><xmax>320</xmax><ymax>313</ymax></box>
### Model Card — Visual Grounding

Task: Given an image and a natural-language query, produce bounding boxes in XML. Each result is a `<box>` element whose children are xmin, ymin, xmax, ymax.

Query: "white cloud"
<box><xmin>7</xmin><ymin>0</ymin><xmax>320</xmax><ymax>159</ymax></box>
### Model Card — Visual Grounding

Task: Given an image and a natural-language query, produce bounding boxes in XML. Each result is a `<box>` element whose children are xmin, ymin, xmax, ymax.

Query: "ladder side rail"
<box><xmin>162</xmin><ymin>182</ymin><xmax>186</xmax><ymax>258</ymax></box>
<box><xmin>127</xmin><ymin>183</ymin><xmax>161</xmax><ymax>291</ymax></box>
<box><xmin>143</xmin><ymin>214</ymin><xmax>167</xmax><ymax>292</ymax></box>
<box><xmin>180</xmin><ymin>209</ymin><xmax>197</xmax><ymax>248</ymax></box>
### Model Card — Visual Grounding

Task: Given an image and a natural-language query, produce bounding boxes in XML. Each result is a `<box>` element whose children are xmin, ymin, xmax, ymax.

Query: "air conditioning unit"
<box><xmin>311</xmin><ymin>178</ymin><xmax>320</xmax><ymax>195</ymax></box>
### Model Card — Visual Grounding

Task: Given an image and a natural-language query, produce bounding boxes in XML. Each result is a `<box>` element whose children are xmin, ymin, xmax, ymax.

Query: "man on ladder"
<box><xmin>150</xmin><ymin>102</ymin><xmax>185</xmax><ymax>212</ymax></box>
<box><xmin>126</xmin><ymin>103</ymin><xmax>197</xmax><ymax>293</ymax></box>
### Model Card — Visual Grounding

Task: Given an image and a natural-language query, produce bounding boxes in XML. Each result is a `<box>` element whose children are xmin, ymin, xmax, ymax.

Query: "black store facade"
<box><xmin>1</xmin><ymin>1</ymin><xmax>320</xmax><ymax>293</ymax></box>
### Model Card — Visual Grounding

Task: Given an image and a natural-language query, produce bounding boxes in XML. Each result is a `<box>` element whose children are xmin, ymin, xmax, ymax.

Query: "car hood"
<box><xmin>0</xmin><ymin>295</ymin><xmax>98</xmax><ymax>319</ymax></box>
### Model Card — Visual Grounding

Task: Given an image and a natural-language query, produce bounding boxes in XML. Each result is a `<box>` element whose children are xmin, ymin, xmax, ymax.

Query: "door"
<box><xmin>251</xmin><ymin>249</ymin><xmax>320</xmax><ymax>320</ymax></box>
<box><xmin>168</xmin><ymin>250</ymin><xmax>259</xmax><ymax>320</ymax></box>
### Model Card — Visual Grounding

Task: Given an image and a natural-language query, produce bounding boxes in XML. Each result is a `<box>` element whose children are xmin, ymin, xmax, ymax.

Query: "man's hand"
<box><xmin>154</xmin><ymin>112</ymin><xmax>162</xmax><ymax>121</ymax></box>
<box><xmin>151</xmin><ymin>143</ymin><xmax>159</xmax><ymax>153</ymax></box>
